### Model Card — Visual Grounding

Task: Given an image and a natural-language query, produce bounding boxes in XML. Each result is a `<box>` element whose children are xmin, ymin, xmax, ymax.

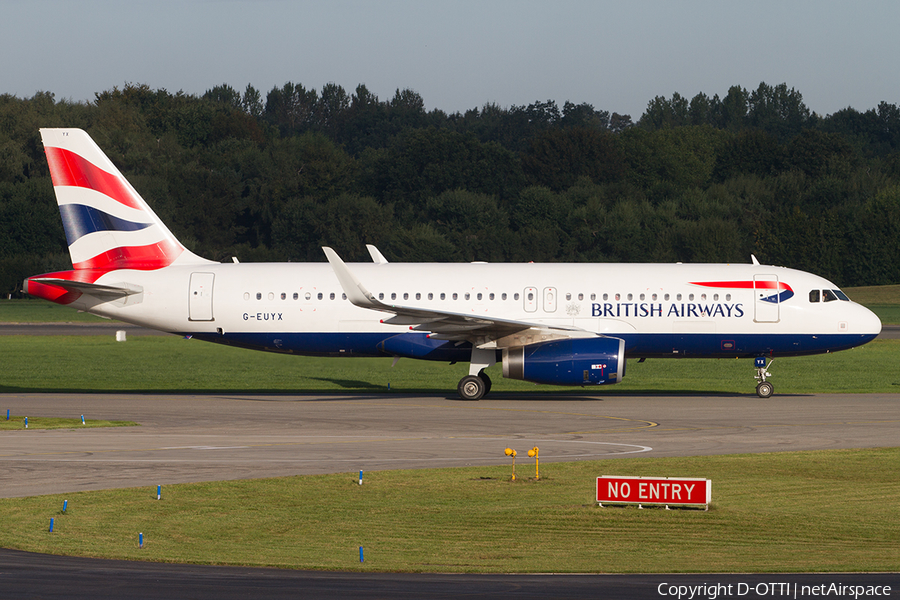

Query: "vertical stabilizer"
<box><xmin>39</xmin><ymin>128</ymin><xmax>212</xmax><ymax>271</ymax></box>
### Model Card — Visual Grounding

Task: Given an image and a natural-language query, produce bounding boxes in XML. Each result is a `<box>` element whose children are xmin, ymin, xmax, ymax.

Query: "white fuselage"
<box><xmin>68</xmin><ymin>261</ymin><xmax>881</xmax><ymax>360</ymax></box>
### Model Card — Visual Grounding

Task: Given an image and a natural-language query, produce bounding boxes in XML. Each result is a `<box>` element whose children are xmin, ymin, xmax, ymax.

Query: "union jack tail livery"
<box><xmin>25</xmin><ymin>129</ymin><xmax>212</xmax><ymax>304</ymax></box>
<box><xmin>41</xmin><ymin>128</ymin><xmax>209</xmax><ymax>271</ymax></box>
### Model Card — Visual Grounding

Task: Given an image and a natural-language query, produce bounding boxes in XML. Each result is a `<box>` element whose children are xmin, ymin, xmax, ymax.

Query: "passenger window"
<box><xmin>391</xmin><ymin>293</ymin><xmax>397</xmax><ymax>300</ymax></box>
<box><xmin>514</xmin><ymin>293</ymin><xmax>520</xmax><ymax>301</ymax></box>
<box><xmin>677</xmin><ymin>294</ymin><xmax>682</xmax><ymax>301</ymax></box>
<box><xmin>378</xmin><ymin>293</ymin><xmax>384</xmax><ymax>300</ymax></box>
<box><xmin>243</xmin><ymin>292</ymin><xmax>250</xmax><ymax>301</ymax></box>
<box><xmin>590</xmin><ymin>293</ymin><xmax>596</xmax><ymax>301</ymax></box>
<box><xmin>440</xmin><ymin>293</ymin><xmax>445</xmax><ymax>300</ymax></box>
<box><xmin>293</xmin><ymin>293</ymin><xmax>299</xmax><ymax>300</ymax></box>
<box><xmin>823</xmin><ymin>289</ymin><xmax>838</xmax><ymax>302</ymax></box>
<box><xmin>501</xmin><ymin>293</ymin><xmax>507</xmax><ymax>300</ymax></box>
<box><xmin>330</xmin><ymin>292</ymin><xmax>335</xmax><ymax>300</ymax></box>
<box><xmin>527</xmin><ymin>292</ymin><xmax>534</xmax><ymax>301</ymax></box>
<box><xmin>281</xmin><ymin>293</ymin><xmax>286</xmax><ymax>300</ymax></box>
<box><xmin>652</xmin><ymin>293</ymin><xmax>657</xmax><ymax>301</ymax></box>
<box><xmin>453</xmin><ymin>293</ymin><xmax>458</xmax><ymax>300</ymax></box>
<box><xmin>809</xmin><ymin>290</ymin><xmax>820</xmax><ymax>303</ymax></box>
<box><xmin>664</xmin><ymin>293</ymin><xmax>669</xmax><ymax>301</ymax></box>
<box><xmin>305</xmin><ymin>292</ymin><xmax>311</xmax><ymax>300</ymax></box>
<box><xmin>627</xmin><ymin>293</ymin><xmax>633</xmax><ymax>301</ymax></box>
<box><xmin>566</xmin><ymin>293</ymin><xmax>572</xmax><ymax>301</ymax></box>
<box><xmin>477</xmin><ymin>293</ymin><xmax>482</xmax><ymax>300</ymax></box>
<box><xmin>256</xmin><ymin>293</ymin><xmax>262</xmax><ymax>300</ymax></box>
<box><xmin>489</xmin><ymin>293</ymin><xmax>495</xmax><ymax>300</ymax></box>
<box><xmin>578</xmin><ymin>293</ymin><xmax>583</xmax><ymax>301</ymax></box>
<box><xmin>465</xmin><ymin>293</ymin><xmax>471</xmax><ymax>300</ymax></box>
<box><xmin>639</xmin><ymin>293</ymin><xmax>645</xmax><ymax>301</ymax></box>
<box><xmin>403</xmin><ymin>293</ymin><xmax>409</xmax><ymax>300</ymax></box>
<box><xmin>268</xmin><ymin>292</ymin><xmax>275</xmax><ymax>301</ymax></box>
<box><xmin>317</xmin><ymin>293</ymin><xmax>323</xmax><ymax>300</ymax></box>
<box><xmin>725</xmin><ymin>294</ymin><xmax>731</xmax><ymax>301</ymax></box>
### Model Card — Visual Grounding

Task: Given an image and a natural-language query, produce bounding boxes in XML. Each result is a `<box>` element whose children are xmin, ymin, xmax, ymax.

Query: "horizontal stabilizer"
<box><xmin>27</xmin><ymin>277</ymin><xmax>142</xmax><ymax>299</ymax></box>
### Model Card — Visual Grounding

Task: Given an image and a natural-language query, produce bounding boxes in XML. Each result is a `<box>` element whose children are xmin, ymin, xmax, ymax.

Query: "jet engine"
<box><xmin>502</xmin><ymin>336</ymin><xmax>626</xmax><ymax>386</ymax></box>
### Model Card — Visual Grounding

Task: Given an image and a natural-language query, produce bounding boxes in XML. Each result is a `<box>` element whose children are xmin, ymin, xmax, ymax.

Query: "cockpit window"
<box><xmin>809</xmin><ymin>290</ymin><xmax>820</xmax><ymax>303</ymax></box>
<box><xmin>822</xmin><ymin>289</ymin><xmax>838</xmax><ymax>302</ymax></box>
<box><xmin>834</xmin><ymin>289</ymin><xmax>850</xmax><ymax>302</ymax></box>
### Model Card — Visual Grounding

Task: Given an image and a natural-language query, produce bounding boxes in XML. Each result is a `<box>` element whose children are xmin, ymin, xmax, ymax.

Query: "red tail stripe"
<box><xmin>72</xmin><ymin>240</ymin><xmax>184</xmax><ymax>271</ymax></box>
<box><xmin>44</xmin><ymin>146</ymin><xmax>142</xmax><ymax>210</ymax></box>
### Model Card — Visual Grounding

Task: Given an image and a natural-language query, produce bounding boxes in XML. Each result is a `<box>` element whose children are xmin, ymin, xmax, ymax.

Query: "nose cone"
<box><xmin>854</xmin><ymin>303</ymin><xmax>882</xmax><ymax>340</ymax></box>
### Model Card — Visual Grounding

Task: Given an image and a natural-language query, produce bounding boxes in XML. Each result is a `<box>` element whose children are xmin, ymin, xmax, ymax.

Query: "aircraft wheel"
<box><xmin>458</xmin><ymin>375</ymin><xmax>486</xmax><ymax>401</ymax></box>
<box><xmin>478</xmin><ymin>371</ymin><xmax>492</xmax><ymax>396</ymax></box>
<box><xmin>756</xmin><ymin>381</ymin><xmax>774</xmax><ymax>398</ymax></box>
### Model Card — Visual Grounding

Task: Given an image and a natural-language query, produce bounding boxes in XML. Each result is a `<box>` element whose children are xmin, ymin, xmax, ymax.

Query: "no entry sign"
<box><xmin>597</xmin><ymin>476</ymin><xmax>711</xmax><ymax>508</ymax></box>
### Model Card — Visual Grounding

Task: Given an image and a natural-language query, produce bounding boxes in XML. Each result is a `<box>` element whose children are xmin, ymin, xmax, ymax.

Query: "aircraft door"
<box><xmin>523</xmin><ymin>287</ymin><xmax>537</xmax><ymax>313</ymax></box>
<box><xmin>543</xmin><ymin>287</ymin><xmax>557</xmax><ymax>313</ymax></box>
<box><xmin>189</xmin><ymin>272</ymin><xmax>215</xmax><ymax>321</ymax></box>
<box><xmin>754</xmin><ymin>274</ymin><xmax>780</xmax><ymax>323</ymax></box>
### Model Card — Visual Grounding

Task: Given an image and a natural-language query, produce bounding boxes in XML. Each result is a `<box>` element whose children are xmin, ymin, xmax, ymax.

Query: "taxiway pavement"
<box><xmin>2</xmin><ymin>392</ymin><xmax>898</xmax><ymax>498</ymax></box>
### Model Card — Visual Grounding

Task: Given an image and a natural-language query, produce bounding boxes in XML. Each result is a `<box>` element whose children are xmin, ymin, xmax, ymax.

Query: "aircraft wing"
<box><xmin>323</xmin><ymin>247</ymin><xmax>589</xmax><ymax>344</ymax></box>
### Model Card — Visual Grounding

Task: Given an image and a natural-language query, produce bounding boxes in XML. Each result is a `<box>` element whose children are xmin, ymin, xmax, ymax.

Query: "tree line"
<box><xmin>1</xmin><ymin>81</ymin><xmax>899</xmax><ymax>296</ymax></box>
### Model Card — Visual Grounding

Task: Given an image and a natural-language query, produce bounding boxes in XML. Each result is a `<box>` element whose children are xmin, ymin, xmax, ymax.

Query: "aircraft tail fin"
<box><xmin>39</xmin><ymin>128</ymin><xmax>213</xmax><ymax>272</ymax></box>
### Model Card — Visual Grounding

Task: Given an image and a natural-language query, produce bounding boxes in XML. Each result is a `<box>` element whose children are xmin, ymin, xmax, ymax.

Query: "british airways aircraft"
<box><xmin>24</xmin><ymin>128</ymin><xmax>882</xmax><ymax>400</ymax></box>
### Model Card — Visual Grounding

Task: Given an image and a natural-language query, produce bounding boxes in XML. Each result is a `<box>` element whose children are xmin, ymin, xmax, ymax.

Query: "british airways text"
<box><xmin>592</xmin><ymin>303</ymin><xmax>745</xmax><ymax>318</ymax></box>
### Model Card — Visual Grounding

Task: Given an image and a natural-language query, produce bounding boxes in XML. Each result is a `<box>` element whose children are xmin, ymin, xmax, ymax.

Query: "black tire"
<box><xmin>756</xmin><ymin>381</ymin><xmax>774</xmax><ymax>398</ymax></box>
<box><xmin>458</xmin><ymin>375</ymin><xmax>486</xmax><ymax>401</ymax></box>
<box><xmin>478</xmin><ymin>371</ymin><xmax>492</xmax><ymax>396</ymax></box>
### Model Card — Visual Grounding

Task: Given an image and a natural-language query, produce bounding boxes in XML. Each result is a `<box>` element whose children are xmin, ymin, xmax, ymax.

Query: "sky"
<box><xmin>3</xmin><ymin>0</ymin><xmax>899</xmax><ymax>120</ymax></box>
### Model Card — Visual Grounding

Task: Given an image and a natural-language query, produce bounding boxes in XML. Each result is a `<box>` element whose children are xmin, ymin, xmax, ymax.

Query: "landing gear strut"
<box><xmin>754</xmin><ymin>356</ymin><xmax>774</xmax><ymax>398</ymax></box>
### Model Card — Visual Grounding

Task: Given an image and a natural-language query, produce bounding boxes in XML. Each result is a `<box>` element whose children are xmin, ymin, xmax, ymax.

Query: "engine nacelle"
<box><xmin>502</xmin><ymin>336</ymin><xmax>626</xmax><ymax>386</ymax></box>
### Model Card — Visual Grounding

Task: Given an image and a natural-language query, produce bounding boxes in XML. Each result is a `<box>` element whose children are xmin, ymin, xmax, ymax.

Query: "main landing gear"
<box><xmin>754</xmin><ymin>356</ymin><xmax>774</xmax><ymax>398</ymax></box>
<box><xmin>457</xmin><ymin>370</ymin><xmax>492</xmax><ymax>401</ymax></box>
<box><xmin>457</xmin><ymin>348</ymin><xmax>496</xmax><ymax>401</ymax></box>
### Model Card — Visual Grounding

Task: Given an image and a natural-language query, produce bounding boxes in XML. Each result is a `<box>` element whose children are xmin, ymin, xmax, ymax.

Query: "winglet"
<box><xmin>366</xmin><ymin>245</ymin><xmax>389</xmax><ymax>264</ymax></box>
<box><xmin>323</xmin><ymin>247</ymin><xmax>385</xmax><ymax>310</ymax></box>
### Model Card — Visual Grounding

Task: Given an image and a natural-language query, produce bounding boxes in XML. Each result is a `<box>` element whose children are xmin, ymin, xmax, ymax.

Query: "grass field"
<box><xmin>0</xmin><ymin>448</ymin><xmax>896</xmax><ymax>573</ymax></box>
<box><xmin>0</xmin><ymin>334</ymin><xmax>897</xmax><ymax>395</ymax></box>
<box><xmin>0</xmin><ymin>416</ymin><xmax>137</xmax><ymax>431</ymax></box>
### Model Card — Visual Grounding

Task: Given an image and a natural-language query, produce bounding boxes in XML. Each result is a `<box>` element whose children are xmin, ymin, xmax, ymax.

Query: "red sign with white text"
<box><xmin>596</xmin><ymin>476</ymin><xmax>711</xmax><ymax>507</ymax></box>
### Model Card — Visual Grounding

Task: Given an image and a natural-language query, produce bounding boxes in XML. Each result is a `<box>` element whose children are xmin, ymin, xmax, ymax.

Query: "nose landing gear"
<box><xmin>754</xmin><ymin>356</ymin><xmax>774</xmax><ymax>398</ymax></box>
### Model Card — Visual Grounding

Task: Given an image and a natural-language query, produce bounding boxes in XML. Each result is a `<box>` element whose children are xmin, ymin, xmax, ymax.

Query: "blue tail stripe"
<box><xmin>59</xmin><ymin>204</ymin><xmax>152</xmax><ymax>245</ymax></box>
